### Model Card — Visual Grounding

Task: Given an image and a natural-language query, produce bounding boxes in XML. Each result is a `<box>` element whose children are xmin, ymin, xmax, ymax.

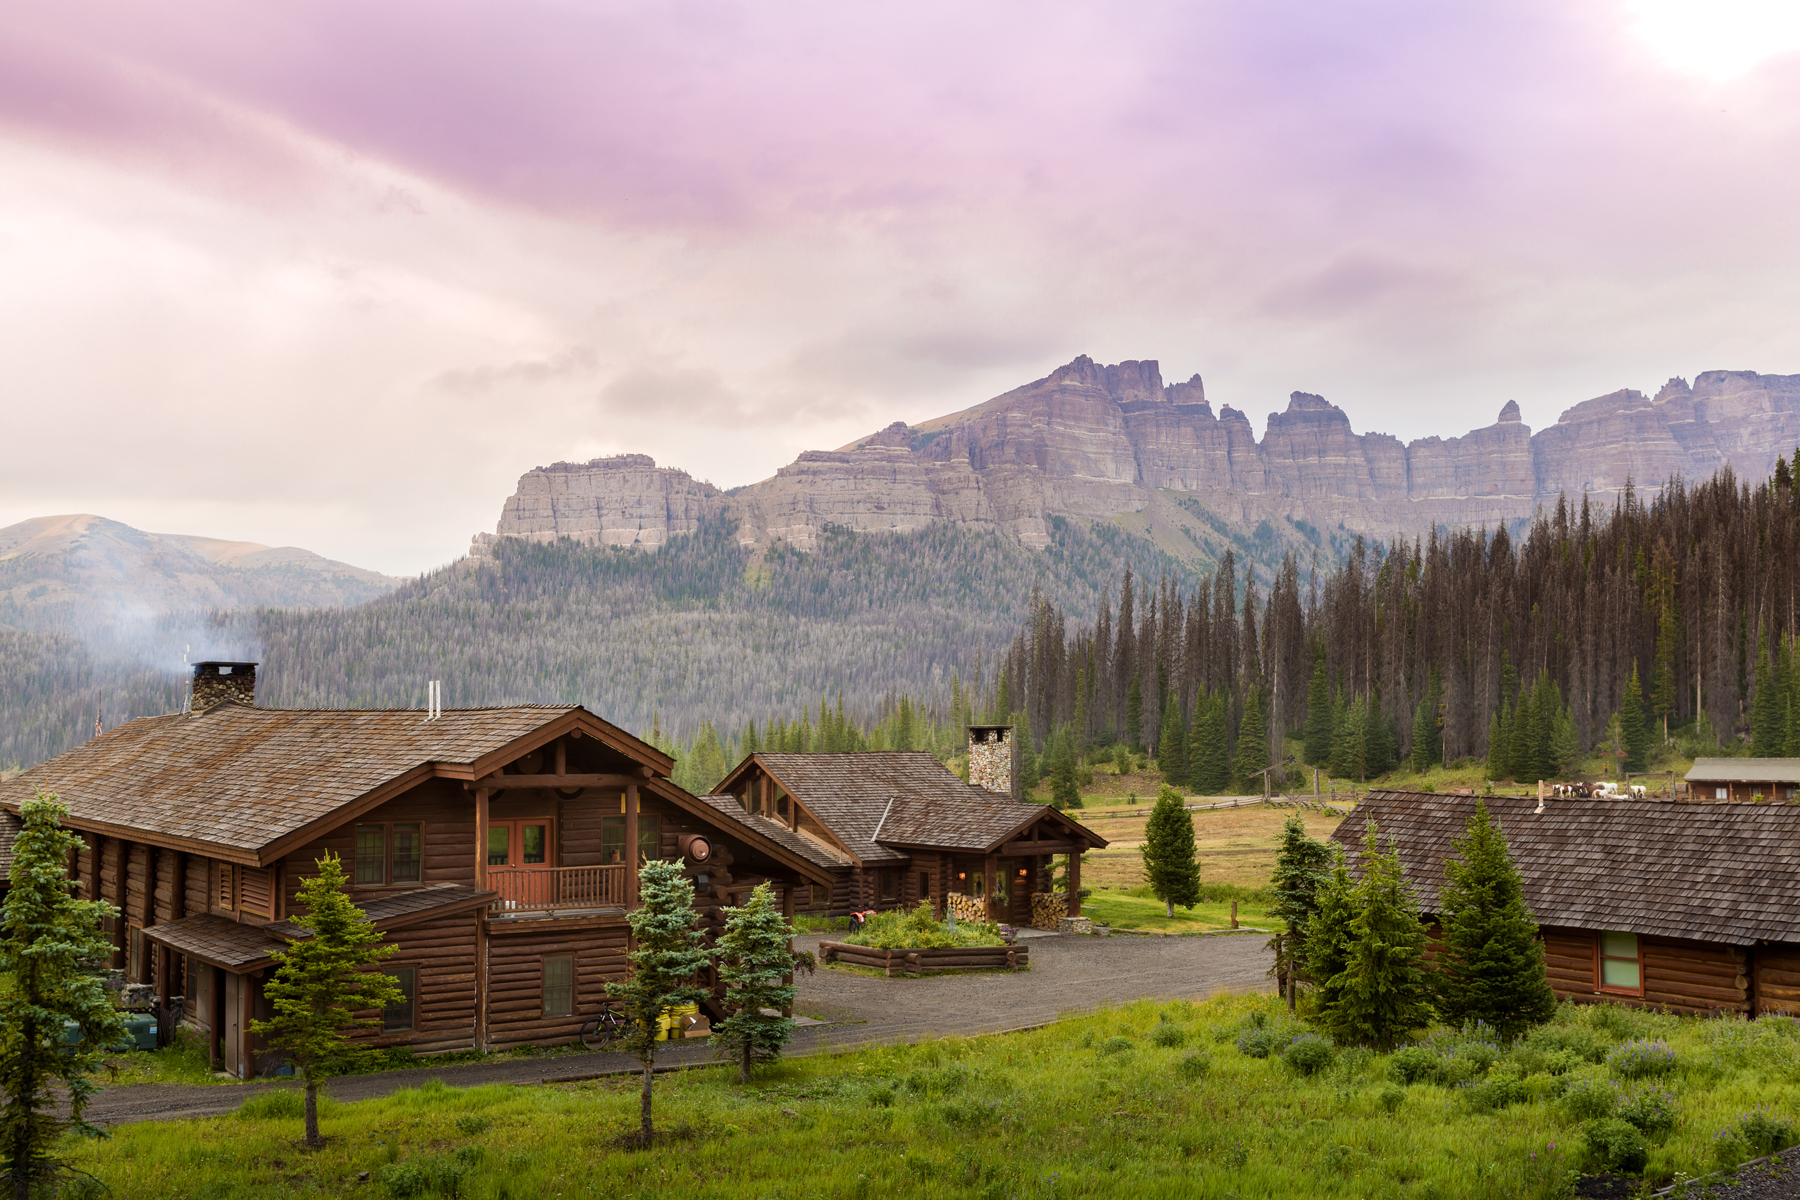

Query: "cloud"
<box><xmin>3</xmin><ymin>1</ymin><xmax>1800</xmax><ymax>573</ymax></box>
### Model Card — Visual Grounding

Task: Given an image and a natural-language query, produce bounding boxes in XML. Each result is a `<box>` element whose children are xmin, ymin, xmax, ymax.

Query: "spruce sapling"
<box><xmin>0</xmin><ymin>792</ymin><xmax>126</xmax><ymax>1199</ymax></box>
<box><xmin>1142</xmin><ymin>786</ymin><xmax>1201</xmax><ymax>918</ymax></box>
<box><xmin>607</xmin><ymin>858</ymin><xmax>711</xmax><ymax>1144</ymax></box>
<box><xmin>712</xmin><ymin>882</ymin><xmax>799</xmax><ymax>1082</ymax></box>
<box><xmin>252</xmin><ymin>852</ymin><xmax>405</xmax><ymax>1149</ymax></box>
<box><xmin>1267</xmin><ymin>813</ymin><xmax>1333</xmax><ymax>1010</ymax></box>
<box><xmin>1315</xmin><ymin>823</ymin><xmax>1434</xmax><ymax>1051</ymax></box>
<box><xmin>1435</xmin><ymin>801</ymin><xmax>1556</xmax><ymax>1039</ymax></box>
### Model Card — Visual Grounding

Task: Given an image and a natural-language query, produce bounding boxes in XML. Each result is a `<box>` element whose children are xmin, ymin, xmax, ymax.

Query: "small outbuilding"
<box><xmin>1684</xmin><ymin>758</ymin><xmax>1800</xmax><ymax>802</ymax></box>
<box><xmin>1335</xmin><ymin>790</ymin><xmax>1800</xmax><ymax>1017</ymax></box>
<box><xmin>711</xmin><ymin>727</ymin><xmax>1107</xmax><ymax>925</ymax></box>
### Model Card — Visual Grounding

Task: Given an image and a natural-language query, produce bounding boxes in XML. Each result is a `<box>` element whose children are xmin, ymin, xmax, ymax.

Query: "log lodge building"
<box><xmin>1336</xmin><ymin>791</ymin><xmax>1800</xmax><ymax>1018</ymax></box>
<box><xmin>0</xmin><ymin>662</ymin><xmax>1100</xmax><ymax>1076</ymax></box>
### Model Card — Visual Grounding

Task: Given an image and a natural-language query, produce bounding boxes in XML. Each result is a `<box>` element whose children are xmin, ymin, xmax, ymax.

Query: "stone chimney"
<box><xmin>968</xmin><ymin>725</ymin><xmax>1020</xmax><ymax>802</ymax></box>
<box><xmin>191</xmin><ymin>661</ymin><xmax>258</xmax><ymax>712</ymax></box>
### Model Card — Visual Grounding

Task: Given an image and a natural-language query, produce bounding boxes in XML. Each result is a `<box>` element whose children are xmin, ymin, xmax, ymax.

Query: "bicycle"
<box><xmin>580</xmin><ymin>1005</ymin><xmax>629</xmax><ymax>1052</ymax></box>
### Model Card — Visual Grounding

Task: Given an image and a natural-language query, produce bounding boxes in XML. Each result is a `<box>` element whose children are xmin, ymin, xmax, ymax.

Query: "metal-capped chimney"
<box><xmin>191</xmin><ymin>661</ymin><xmax>258</xmax><ymax>712</ymax></box>
<box><xmin>967</xmin><ymin>724</ymin><xmax>1020</xmax><ymax>802</ymax></box>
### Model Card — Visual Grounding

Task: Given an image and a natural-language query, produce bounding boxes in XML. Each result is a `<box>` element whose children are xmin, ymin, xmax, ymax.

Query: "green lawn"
<box><xmin>1078</xmin><ymin>884</ymin><xmax>1272</xmax><ymax>933</ymax></box>
<box><xmin>57</xmin><ymin>992</ymin><xmax>1800</xmax><ymax>1198</ymax></box>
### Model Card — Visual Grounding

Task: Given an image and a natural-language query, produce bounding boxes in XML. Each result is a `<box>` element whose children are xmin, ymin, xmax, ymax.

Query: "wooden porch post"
<box><xmin>985</xmin><ymin>852</ymin><xmax>999</xmax><ymax>922</ymax></box>
<box><xmin>474</xmin><ymin>786</ymin><xmax>490</xmax><ymax>1054</ymax></box>
<box><xmin>1067</xmin><ymin>850</ymin><xmax>1082</xmax><ymax>918</ymax></box>
<box><xmin>240</xmin><ymin>970</ymin><xmax>258</xmax><ymax>1079</ymax></box>
<box><xmin>625</xmin><ymin>783</ymin><xmax>640</xmax><ymax>909</ymax></box>
<box><xmin>781</xmin><ymin>882</ymin><xmax>796</xmax><ymax>1019</ymax></box>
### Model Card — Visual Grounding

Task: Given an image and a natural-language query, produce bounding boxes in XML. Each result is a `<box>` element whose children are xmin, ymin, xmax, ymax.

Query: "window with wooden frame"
<box><xmin>127</xmin><ymin>924</ymin><xmax>144</xmax><ymax>983</ymax></box>
<box><xmin>382</xmin><ymin>967</ymin><xmax>417</xmax><ymax>1032</ymax></box>
<box><xmin>214</xmin><ymin>862</ymin><xmax>236</xmax><ymax>911</ymax></box>
<box><xmin>1597</xmin><ymin>931</ymin><xmax>1644</xmax><ymax>995</ymax></box>
<box><xmin>356</xmin><ymin>823</ymin><xmax>424</xmax><ymax>886</ymax></box>
<box><xmin>542</xmin><ymin>954</ymin><xmax>575</xmax><ymax>1017</ymax></box>
<box><xmin>880</xmin><ymin>870</ymin><xmax>898</xmax><ymax>901</ymax></box>
<box><xmin>917</xmin><ymin>872</ymin><xmax>930</xmax><ymax>901</ymax></box>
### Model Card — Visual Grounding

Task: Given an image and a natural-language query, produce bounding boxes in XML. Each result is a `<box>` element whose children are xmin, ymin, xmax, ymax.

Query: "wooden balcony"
<box><xmin>488</xmin><ymin>864</ymin><xmax>628</xmax><ymax>913</ymax></box>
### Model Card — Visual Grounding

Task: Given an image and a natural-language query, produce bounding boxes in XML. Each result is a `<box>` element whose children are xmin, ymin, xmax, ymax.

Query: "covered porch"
<box><xmin>887</xmin><ymin>805</ymin><xmax>1107</xmax><ymax>928</ymax></box>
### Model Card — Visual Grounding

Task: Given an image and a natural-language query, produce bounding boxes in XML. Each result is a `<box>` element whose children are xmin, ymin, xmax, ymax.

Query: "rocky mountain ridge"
<box><xmin>476</xmin><ymin>357</ymin><xmax>1800</xmax><ymax>566</ymax></box>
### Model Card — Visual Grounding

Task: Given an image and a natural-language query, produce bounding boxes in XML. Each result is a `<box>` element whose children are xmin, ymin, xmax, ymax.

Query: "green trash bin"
<box><xmin>62</xmin><ymin>1013</ymin><xmax>157</xmax><ymax>1052</ymax></box>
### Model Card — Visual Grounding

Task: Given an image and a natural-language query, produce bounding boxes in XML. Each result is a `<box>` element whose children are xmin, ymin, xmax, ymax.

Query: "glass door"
<box><xmin>487</xmin><ymin>821</ymin><xmax>552</xmax><ymax>868</ymax></box>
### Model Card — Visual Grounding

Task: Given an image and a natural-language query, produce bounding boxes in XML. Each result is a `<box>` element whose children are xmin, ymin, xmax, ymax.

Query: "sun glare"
<box><xmin>1626</xmin><ymin>0</ymin><xmax>1800</xmax><ymax>81</ymax></box>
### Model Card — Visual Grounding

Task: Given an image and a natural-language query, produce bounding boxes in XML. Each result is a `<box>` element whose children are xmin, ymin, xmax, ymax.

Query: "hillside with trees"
<box><xmin>992</xmin><ymin>455</ymin><xmax>1800</xmax><ymax>792</ymax></box>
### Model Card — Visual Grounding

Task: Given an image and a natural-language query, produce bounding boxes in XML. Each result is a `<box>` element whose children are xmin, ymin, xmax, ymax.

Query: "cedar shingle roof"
<box><xmin>141</xmin><ymin>913</ymin><xmax>289</xmax><ymax>970</ymax></box>
<box><xmin>693</xmin><ymin>794</ymin><xmax>854</xmax><ymax>872</ymax></box>
<box><xmin>745</xmin><ymin>752</ymin><xmax>1106</xmax><ymax>860</ymax></box>
<box><xmin>1334</xmin><ymin>791</ymin><xmax>1800</xmax><ymax>947</ymax></box>
<box><xmin>147</xmin><ymin>883</ymin><xmax>494</xmax><ymax>971</ymax></box>
<box><xmin>0</xmin><ymin>704</ymin><xmax>642</xmax><ymax>861</ymax></box>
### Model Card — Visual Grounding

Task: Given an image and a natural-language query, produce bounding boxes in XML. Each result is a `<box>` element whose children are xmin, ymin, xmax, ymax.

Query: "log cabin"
<box><xmin>1684</xmin><ymin>758</ymin><xmax>1800</xmax><ymax>803</ymax></box>
<box><xmin>1335</xmin><ymin>790</ymin><xmax>1800</xmax><ymax>1017</ymax></box>
<box><xmin>0</xmin><ymin>661</ymin><xmax>836</xmax><ymax>1077</ymax></box>
<box><xmin>711</xmin><ymin>725</ymin><xmax>1107</xmax><ymax>925</ymax></box>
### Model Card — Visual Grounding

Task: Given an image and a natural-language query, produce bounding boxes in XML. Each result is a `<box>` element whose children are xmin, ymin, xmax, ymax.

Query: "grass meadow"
<box><xmin>59</xmin><ymin>990</ymin><xmax>1800</xmax><ymax>1199</ymax></box>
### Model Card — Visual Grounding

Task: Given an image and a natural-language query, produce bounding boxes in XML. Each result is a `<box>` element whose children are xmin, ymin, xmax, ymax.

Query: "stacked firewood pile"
<box><xmin>1030</xmin><ymin>892</ymin><xmax>1066</xmax><ymax>931</ymax></box>
<box><xmin>945</xmin><ymin>893</ymin><xmax>986</xmax><ymax>924</ymax></box>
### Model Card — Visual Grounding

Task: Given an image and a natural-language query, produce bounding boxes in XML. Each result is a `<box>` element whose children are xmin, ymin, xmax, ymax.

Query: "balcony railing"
<box><xmin>488</xmin><ymin>864</ymin><xmax>628</xmax><ymax>912</ymax></box>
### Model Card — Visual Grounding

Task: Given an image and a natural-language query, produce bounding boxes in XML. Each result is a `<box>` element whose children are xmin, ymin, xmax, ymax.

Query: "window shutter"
<box><xmin>239</xmin><ymin>867</ymin><xmax>274</xmax><ymax>918</ymax></box>
<box><xmin>215</xmin><ymin>862</ymin><xmax>236</xmax><ymax>911</ymax></box>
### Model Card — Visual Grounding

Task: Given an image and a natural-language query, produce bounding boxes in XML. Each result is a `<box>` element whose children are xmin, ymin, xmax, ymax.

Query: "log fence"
<box><xmin>820</xmin><ymin>940</ymin><xmax>1026</xmax><ymax>977</ymax></box>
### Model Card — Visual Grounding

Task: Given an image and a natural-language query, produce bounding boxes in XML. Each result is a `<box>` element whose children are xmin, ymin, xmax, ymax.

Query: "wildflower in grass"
<box><xmin>1606</xmin><ymin>1038</ymin><xmax>1677</xmax><ymax>1079</ymax></box>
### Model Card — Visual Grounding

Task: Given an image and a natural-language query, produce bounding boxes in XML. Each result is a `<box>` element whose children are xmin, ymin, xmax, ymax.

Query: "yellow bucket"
<box><xmin>657</xmin><ymin>1003</ymin><xmax>699</xmax><ymax>1041</ymax></box>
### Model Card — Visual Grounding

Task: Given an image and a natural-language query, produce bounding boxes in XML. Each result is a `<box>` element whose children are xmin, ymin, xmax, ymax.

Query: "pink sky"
<box><xmin>3</xmin><ymin>1</ymin><xmax>1799</xmax><ymax>573</ymax></box>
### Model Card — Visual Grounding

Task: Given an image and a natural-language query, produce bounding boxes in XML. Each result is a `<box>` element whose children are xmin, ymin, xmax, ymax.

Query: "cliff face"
<box><xmin>479</xmin><ymin>359</ymin><xmax>1800</xmax><ymax>558</ymax></box>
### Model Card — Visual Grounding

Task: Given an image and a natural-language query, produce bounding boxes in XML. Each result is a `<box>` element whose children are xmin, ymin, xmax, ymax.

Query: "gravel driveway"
<box><xmin>80</xmin><ymin>930</ymin><xmax>1273</xmax><ymax>1125</ymax></box>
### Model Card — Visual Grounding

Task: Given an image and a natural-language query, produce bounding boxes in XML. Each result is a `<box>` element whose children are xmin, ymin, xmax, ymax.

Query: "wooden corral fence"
<box><xmin>820</xmin><ymin>941</ymin><xmax>1027</xmax><ymax>977</ymax></box>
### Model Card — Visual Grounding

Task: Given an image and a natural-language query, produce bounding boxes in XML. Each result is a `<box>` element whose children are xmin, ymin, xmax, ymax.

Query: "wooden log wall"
<box><xmin>348</xmin><ymin>910</ymin><xmax>482</xmax><ymax>1056</ymax></box>
<box><xmin>1542</xmin><ymin>926</ymin><xmax>1751</xmax><ymax>1016</ymax></box>
<box><xmin>1755</xmin><ymin>945</ymin><xmax>1800</xmax><ymax>1016</ymax></box>
<box><xmin>281</xmin><ymin>779</ymin><xmax>476</xmax><ymax>905</ymax></box>
<box><xmin>820</xmin><ymin>941</ymin><xmax>1028</xmax><ymax>976</ymax></box>
<box><xmin>485</xmin><ymin>916</ymin><xmax>629</xmax><ymax>1050</ymax></box>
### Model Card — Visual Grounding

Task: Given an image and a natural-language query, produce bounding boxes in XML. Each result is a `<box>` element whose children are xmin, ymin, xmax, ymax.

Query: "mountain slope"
<box><xmin>474</xmin><ymin>358</ymin><xmax>1800</xmax><ymax>569</ymax></box>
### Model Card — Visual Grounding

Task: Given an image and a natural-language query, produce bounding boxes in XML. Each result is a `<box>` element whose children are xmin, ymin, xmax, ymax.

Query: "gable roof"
<box><xmin>1334</xmin><ymin>790</ymin><xmax>1800</xmax><ymax>947</ymax></box>
<box><xmin>1687</xmin><ymin>758</ymin><xmax>1800</xmax><ymax>784</ymax></box>
<box><xmin>0</xmin><ymin>703</ymin><xmax>668</xmax><ymax>866</ymax></box>
<box><xmin>722</xmin><ymin>752</ymin><xmax>1106</xmax><ymax>862</ymax></box>
<box><xmin>693</xmin><ymin>794</ymin><xmax>854</xmax><ymax>873</ymax></box>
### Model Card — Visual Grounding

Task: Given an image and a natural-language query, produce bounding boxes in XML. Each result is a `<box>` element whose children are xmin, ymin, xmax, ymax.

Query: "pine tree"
<box><xmin>1188</xmin><ymin>692</ymin><xmax>1230</xmax><ymax>794</ymax></box>
<box><xmin>1486</xmin><ymin>700</ymin><xmax>1512</xmax><ymax>781</ymax></box>
<box><xmin>0</xmin><ymin>792</ymin><xmax>126</xmax><ymax>1197</ymax></box>
<box><xmin>1507</xmin><ymin>683</ymin><xmax>1534</xmax><ymax>782</ymax></box>
<box><xmin>252</xmin><ymin>853</ymin><xmax>406</xmax><ymax>1147</ymax></box>
<box><xmin>1047</xmin><ymin>727</ymin><xmax>1081</xmax><ymax>810</ymax></box>
<box><xmin>1304</xmin><ymin>846</ymin><xmax>1356</xmax><ymax>1019</ymax></box>
<box><xmin>1753</xmin><ymin>639</ymin><xmax>1783</xmax><ymax>757</ymax></box>
<box><xmin>1434</xmin><ymin>802</ymin><xmax>1557</xmax><ymax>1039</ymax></box>
<box><xmin>1142</xmin><ymin>785</ymin><xmax>1202</xmax><ymax>917</ymax></box>
<box><xmin>1650</xmin><ymin>604</ymin><xmax>1678</xmax><ymax>743</ymax></box>
<box><xmin>607</xmin><ymin>859</ymin><xmax>712</xmax><ymax>1144</ymax></box>
<box><xmin>1125</xmin><ymin>675</ymin><xmax>1144</xmax><ymax>751</ymax></box>
<box><xmin>1232</xmin><ymin>685</ymin><xmax>1270</xmax><ymax>793</ymax></box>
<box><xmin>741</xmin><ymin>718</ymin><xmax>760</xmax><ymax>758</ymax></box>
<box><xmin>1549</xmin><ymin>701</ymin><xmax>1580</xmax><ymax>777</ymax></box>
<box><xmin>1314</xmin><ymin>824</ymin><xmax>1435</xmax><ymax>1051</ymax></box>
<box><xmin>1331</xmin><ymin>695</ymin><xmax>1366</xmax><ymax>782</ymax></box>
<box><xmin>1621</xmin><ymin>660</ymin><xmax>1650</xmax><ymax>773</ymax></box>
<box><xmin>1268</xmin><ymin>813</ymin><xmax>1334</xmax><ymax>1006</ymax></box>
<box><xmin>1303</xmin><ymin>652</ymin><xmax>1333</xmax><ymax>766</ymax></box>
<box><xmin>1157</xmin><ymin>693</ymin><xmax>1188</xmax><ymax>786</ymax></box>
<box><xmin>711</xmin><ymin>883</ymin><xmax>798</xmax><ymax>1082</ymax></box>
